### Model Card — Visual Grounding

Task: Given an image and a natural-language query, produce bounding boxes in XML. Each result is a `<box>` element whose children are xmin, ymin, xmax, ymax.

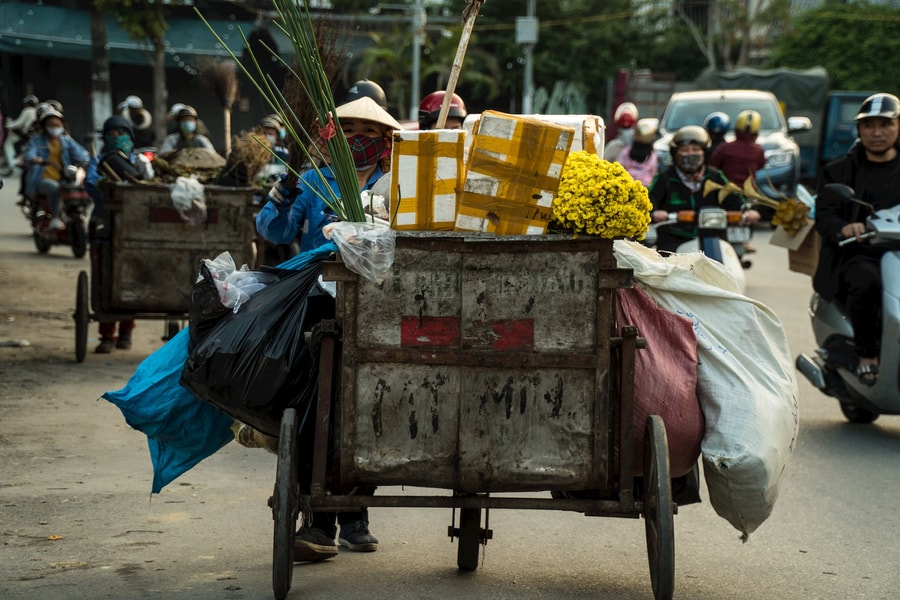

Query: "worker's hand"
<box><xmin>651</xmin><ymin>210</ymin><xmax>668</xmax><ymax>223</ymax></box>
<box><xmin>840</xmin><ymin>221</ymin><xmax>867</xmax><ymax>241</ymax></box>
<box><xmin>268</xmin><ymin>175</ymin><xmax>297</xmax><ymax>207</ymax></box>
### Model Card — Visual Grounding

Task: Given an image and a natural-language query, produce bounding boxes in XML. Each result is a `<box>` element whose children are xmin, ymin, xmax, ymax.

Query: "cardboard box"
<box><xmin>455</xmin><ymin>111</ymin><xmax>575</xmax><ymax>235</ymax></box>
<box><xmin>388</xmin><ymin>129</ymin><xmax>466</xmax><ymax>231</ymax></box>
<box><xmin>463</xmin><ymin>113</ymin><xmax>605</xmax><ymax>161</ymax></box>
<box><xmin>770</xmin><ymin>219</ymin><xmax>819</xmax><ymax>275</ymax></box>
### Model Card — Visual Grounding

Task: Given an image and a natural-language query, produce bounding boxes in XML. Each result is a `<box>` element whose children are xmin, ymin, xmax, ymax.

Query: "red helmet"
<box><xmin>418</xmin><ymin>91</ymin><xmax>467</xmax><ymax>129</ymax></box>
<box><xmin>613</xmin><ymin>102</ymin><xmax>638</xmax><ymax>129</ymax></box>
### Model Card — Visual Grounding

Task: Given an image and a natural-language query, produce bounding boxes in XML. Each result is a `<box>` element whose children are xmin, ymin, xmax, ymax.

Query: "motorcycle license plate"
<box><xmin>727</xmin><ymin>227</ymin><xmax>751</xmax><ymax>243</ymax></box>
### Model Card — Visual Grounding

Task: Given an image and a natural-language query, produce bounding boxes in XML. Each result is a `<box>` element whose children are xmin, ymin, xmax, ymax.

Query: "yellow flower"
<box><xmin>550</xmin><ymin>151</ymin><xmax>652</xmax><ymax>239</ymax></box>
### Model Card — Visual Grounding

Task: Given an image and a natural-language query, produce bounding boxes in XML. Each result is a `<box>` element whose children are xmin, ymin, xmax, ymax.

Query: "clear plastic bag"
<box><xmin>197</xmin><ymin>251</ymin><xmax>277</xmax><ymax>312</ymax></box>
<box><xmin>323</xmin><ymin>220</ymin><xmax>396</xmax><ymax>284</ymax></box>
<box><xmin>170</xmin><ymin>175</ymin><xmax>208</xmax><ymax>225</ymax></box>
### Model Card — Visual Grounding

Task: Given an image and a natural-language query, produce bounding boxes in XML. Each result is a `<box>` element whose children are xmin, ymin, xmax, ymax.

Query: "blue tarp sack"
<box><xmin>102</xmin><ymin>243</ymin><xmax>337</xmax><ymax>493</ymax></box>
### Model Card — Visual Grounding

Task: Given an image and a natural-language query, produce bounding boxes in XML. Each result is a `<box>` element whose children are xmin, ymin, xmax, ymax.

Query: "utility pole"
<box><xmin>410</xmin><ymin>0</ymin><xmax>426</xmax><ymax>121</ymax></box>
<box><xmin>516</xmin><ymin>0</ymin><xmax>538</xmax><ymax>114</ymax></box>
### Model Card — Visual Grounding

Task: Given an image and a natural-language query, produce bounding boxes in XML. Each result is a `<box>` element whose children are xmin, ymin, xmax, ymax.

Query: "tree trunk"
<box><xmin>223</xmin><ymin>107</ymin><xmax>232</xmax><ymax>156</ymax></box>
<box><xmin>153</xmin><ymin>39</ymin><xmax>168</xmax><ymax>146</ymax></box>
<box><xmin>89</xmin><ymin>10</ymin><xmax>112</xmax><ymax>154</ymax></box>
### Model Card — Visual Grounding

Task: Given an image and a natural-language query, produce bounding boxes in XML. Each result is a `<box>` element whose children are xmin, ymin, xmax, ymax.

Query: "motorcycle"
<box><xmin>645</xmin><ymin>207</ymin><xmax>748</xmax><ymax>294</ymax></box>
<box><xmin>795</xmin><ymin>184</ymin><xmax>900</xmax><ymax>424</ymax></box>
<box><xmin>23</xmin><ymin>163</ymin><xmax>92</xmax><ymax>258</ymax></box>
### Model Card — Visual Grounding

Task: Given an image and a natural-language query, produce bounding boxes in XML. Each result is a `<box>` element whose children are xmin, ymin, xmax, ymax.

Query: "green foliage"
<box><xmin>93</xmin><ymin>0</ymin><xmax>172</xmax><ymax>42</ymax></box>
<box><xmin>767</xmin><ymin>1</ymin><xmax>900</xmax><ymax>94</ymax></box>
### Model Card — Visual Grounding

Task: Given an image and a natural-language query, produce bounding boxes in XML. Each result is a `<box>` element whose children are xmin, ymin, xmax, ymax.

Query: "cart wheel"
<box><xmin>273</xmin><ymin>408</ymin><xmax>300</xmax><ymax>600</ymax></box>
<box><xmin>34</xmin><ymin>231</ymin><xmax>50</xmax><ymax>254</ymax></box>
<box><xmin>74</xmin><ymin>271</ymin><xmax>89</xmax><ymax>363</ymax></box>
<box><xmin>643</xmin><ymin>415</ymin><xmax>675</xmax><ymax>600</ymax></box>
<box><xmin>70</xmin><ymin>220</ymin><xmax>87</xmax><ymax>258</ymax></box>
<box><xmin>456</xmin><ymin>508</ymin><xmax>481</xmax><ymax>571</ymax></box>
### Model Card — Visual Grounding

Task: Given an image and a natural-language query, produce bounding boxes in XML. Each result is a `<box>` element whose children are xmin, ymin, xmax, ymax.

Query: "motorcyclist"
<box><xmin>709</xmin><ymin>109</ymin><xmax>767</xmax><ymax>187</ymax></box>
<box><xmin>615</xmin><ymin>118</ymin><xmax>658</xmax><ymax>186</ymax></box>
<box><xmin>84</xmin><ymin>116</ymin><xmax>155</xmax><ymax>353</ymax></box>
<box><xmin>158</xmin><ymin>105</ymin><xmax>217</xmax><ymax>155</ymax></box>
<box><xmin>418</xmin><ymin>91</ymin><xmax>468</xmax><ymax>130</ymax></box>
<box><xmin>815</xmin><ymin>92</ymin><xmax>900</xmax><ymax>386</ymax></box>
<box><xmin>345</xmin><ymin>79</ymin><xmax>389</xmax><ymax>111</ymax></box>
<box><xmin>118</xmin><ymin>95</ymin><xmax>155</xmax><ymax>149</ymax></box>
<box><xmin>23</xmin><ymin>105</ymin><xmax>90</xmax><ymax>231</ymax></box>
<box><xmin>603</xmin><ymin>102</ymin><xmax>639</xmax><ymax>162</ymax></box>
<box><xmin>3</xmin><ymin>95</ymin><xmax>39</xmax><ymax>175</ymax></box>
<box><xmin>215</xmin><ymin>114</ymin><xmax>289</xmax><ymax>188</ymax></box>
<box><xmin>648</xmin><ymin>125</ymin><xmax>760</xmax><ymax>253</ymax></box>
<box><xmin>703</xmin><ymin>111</ymin><xmax>730</xmax><ymax>159</ymax></box>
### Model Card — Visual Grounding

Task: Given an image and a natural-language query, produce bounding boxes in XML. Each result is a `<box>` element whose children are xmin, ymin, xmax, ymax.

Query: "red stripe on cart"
<box><xmin>148</xmin><ymin>206</ymin><xmax>219</xmax><ymax>224</ymax></box>
<box><xmin>491</xmin><ymin>319</ymin><xmax>534</xmax><ymax>350</ymax></box>
<box><xmin>400</xmin><ymin>316</ymin><xmax>460</xmax><ymax>347</ymax></box>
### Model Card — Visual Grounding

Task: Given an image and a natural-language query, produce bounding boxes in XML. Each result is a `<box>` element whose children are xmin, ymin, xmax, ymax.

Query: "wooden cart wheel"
<box><xmin>273</xmin><ymin>408</ymin><xmax>300</xmax><ymax>600</ymax></box>
<box><xmin>74</xmin><ymin>271</ymin><xmax>89</xmax><ymax>363</ymax></box>
<box><xmin>643</xmin><ymin>415</ymin><xmax>675</xmax><ymax>600</ymax></box>
<box><xmin>456</xmin><ymin>507</ymin><xmax>481</xmax><ymax>571</ymax></box>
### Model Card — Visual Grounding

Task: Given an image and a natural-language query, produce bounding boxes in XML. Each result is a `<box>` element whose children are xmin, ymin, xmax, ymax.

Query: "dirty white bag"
<box><xmin>613</xmin><ymin>240</ymin><xmax>799</xmax><ymax>540</ymax></box>
<box><xmin>171</xmin><ymin>175</ymin><xmax>208</xmax><ymax>225</ymax></box>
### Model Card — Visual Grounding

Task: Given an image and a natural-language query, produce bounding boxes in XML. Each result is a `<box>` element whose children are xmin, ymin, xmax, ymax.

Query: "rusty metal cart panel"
<box><xmin>271</xmin><ymin>232</ymin><xmax>677</xmax><ymax>600</ymax></box>
<box><xmin>72</xmin><ymin>182</ymin><xmax>257</xmax><ymax>362</ymax></box>
<box><xmin>332</xmin><ymin>233</ymin><xmax>626</xmax><ymax>493</ymax></box>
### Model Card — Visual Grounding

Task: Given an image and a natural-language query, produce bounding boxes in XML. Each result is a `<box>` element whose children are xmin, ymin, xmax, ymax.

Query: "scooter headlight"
<box><xmin>698</xmin><ymin>208</ymin><xmax>727</xmax><ymax>230</ymax></box>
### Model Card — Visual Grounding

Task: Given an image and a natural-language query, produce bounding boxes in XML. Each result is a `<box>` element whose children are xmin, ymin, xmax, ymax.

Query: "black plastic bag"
<box><xmin>180</xmin><ymin>261</ymin><xmax>333</xmax><ymax>437</ymax></box>
<box><xmin>188</xmin><ymin>261</ymin><xmax>232</xmax><ymax>352</ymax></box>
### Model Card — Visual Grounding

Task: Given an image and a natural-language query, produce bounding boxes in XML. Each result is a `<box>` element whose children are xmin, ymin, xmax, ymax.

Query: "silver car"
<box><xmin>654</xmin><ymin>89</ymin><xmax>812</xmax><ymax>197</ymax></box>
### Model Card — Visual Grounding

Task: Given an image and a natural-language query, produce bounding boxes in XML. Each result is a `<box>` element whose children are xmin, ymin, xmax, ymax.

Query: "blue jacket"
<box><xmin>84</xmin><ymin>151</ymin><xmax>145</xmax><ymax>220</ymax></box>
<box><xmin>23</xmin><ymin>133</ymin><xmax>90</xmax><ymax>197</ymax></box>
<box><xmin>256</xmin><ymin>164</ymin><xmax>386</xmax><ymax>253</ymax></box>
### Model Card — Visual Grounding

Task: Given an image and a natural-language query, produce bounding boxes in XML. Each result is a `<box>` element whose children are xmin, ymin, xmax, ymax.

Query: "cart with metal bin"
<box><xmin>270</xmin><ymin>232</ymin><xmax>678</xmax><ymax>600</ymax></box>
<box><xmin>72</xmin><ymin>182</ymin><xmax>257</xmax><ymax>362</ymax></box>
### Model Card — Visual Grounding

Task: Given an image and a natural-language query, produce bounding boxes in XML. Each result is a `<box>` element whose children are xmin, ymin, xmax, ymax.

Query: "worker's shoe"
<box><xmin>293</xmin><ymin>527</ymin><xmax>338</xmax><ymax>562</ymax></box>
<box><xmin>116</xmin><ymin>331</ymin><xmax>132</xmax><ymax>350</ymax></box>
<box><xmin>95</xmin><ymin>338</ymin><xmax>116</xmax><ymax>354</ymax></box>
<box><xmin>338</xmin><ymin>520</ymin><xmax>378</xmax><ymax>552</ymax></box>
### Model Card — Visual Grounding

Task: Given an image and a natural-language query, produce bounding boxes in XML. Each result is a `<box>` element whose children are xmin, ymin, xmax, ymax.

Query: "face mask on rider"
<box><xmin>347</xmin><ymin>134</ymin><xmax>385</xmax><ymax>171</ymax></box>
<box><xmin>265</xmin><ymin>134</ymin><xmax>277</xmax><ymax>146</ymax></box>
<box><xmin>104</xmin><ymin>133</ymin><xmax>135</xmax><ymax>155</ymax></box>
<box><xmin>46</xmin><ymin>127</ymin><xmax>64</xmax><ymax>138</ymax></box>
<box><xmin>676</xmin><ymin>153</ymin><xmax>704</xmax><ymax>175</ymax></box>
<box><xmin>180</xmin><ymin>120</ymin><xmax>197</xmax><ymax>135</ymax></box>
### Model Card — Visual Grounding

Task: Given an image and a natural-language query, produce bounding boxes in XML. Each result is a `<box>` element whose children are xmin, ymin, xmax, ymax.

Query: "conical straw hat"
<box><xmin>336</xmin><ymin>96</ymin><xmax>402</xmax><ymax>131</ymax></box>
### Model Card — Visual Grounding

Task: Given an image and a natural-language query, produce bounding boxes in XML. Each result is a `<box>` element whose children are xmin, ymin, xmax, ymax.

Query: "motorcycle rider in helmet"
<box><xmin>815</xmin><ymin>93</ymin><xmax>900</xmax><ymax>386</ymax></box>
<box><xmin>118</xmin><ymin>95</ymin><xmax>155</xmax><ymax>149</ymax></box>
<box><xmin>648</xmin><ymin>125</ymin><xmax>760</xmax><ymax>253</ymax></box>
<box><xmin>615</xmin><ymin>118</ymin><xmax>658</xmax><ymax>186</ymax></box>
<box><xmin>703</xmin><ymin>111</ymin><xmax>730</xmax><ymax>158</ymax></box>
<box><xmin>709</xmin><ymin>109</ymin><xmax>766</xmax><ymax>187</ymax></box>
<box><xmin>3</xmin><ymin>94</ymin><xmax>39</xmax><ymax>176</ymax></box>
<box><xmin>23</xmin><ymin>106</ymin><xmax>90</xmax><ymax>231</ymax></box>
<box><xmin>345</xmin><ymin>79</ymin><xmax>389</xmax><ymax>111</ymax></box>
<box><xmin>418</xmin><ymin>91</ymin><xmax>468</xmax><ymax>130</ymax></box>
<box><xmin>158</xmin><ymin>105</ymin><xmax>217</xmax><ymax>155</ymax></box>
<box><xmin>604</xmin><ymin>102</ymin><xmax>639</xmax><ymax>161</ymax></box>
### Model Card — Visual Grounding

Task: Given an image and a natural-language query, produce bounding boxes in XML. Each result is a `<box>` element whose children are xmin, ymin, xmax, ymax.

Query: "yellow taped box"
<box><xmin>455</xmin><ymin>110</ymin><xmax>575</xmax><ymax>235</ymax></box>
<box><xmin>463</xmin><ymin>113</ymin><xmax>605</xmax><ymax>160</ymax></box>
<box><xmin>389</xmin><ymin>129</ymin><xmax>465</xmax><ymax>231</ymax></box>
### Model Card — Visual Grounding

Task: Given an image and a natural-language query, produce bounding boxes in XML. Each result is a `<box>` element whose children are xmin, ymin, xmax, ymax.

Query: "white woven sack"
<box><xmin>613</xmin><ymin>241</ymin><xmax>799</xmax><ymax>540</ymax></box>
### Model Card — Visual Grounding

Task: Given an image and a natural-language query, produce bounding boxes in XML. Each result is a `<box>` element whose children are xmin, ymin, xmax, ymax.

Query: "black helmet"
<box><xmin>102</xmin><ymin>115</ymin><xmax>134</xmax><ymax>140</ymax></box>
<box><xmin>855</xmin><ymin>93</ymin><xmax>900</xmax><ymax>121</ymax></box>
<box><xmin>345</xmin><ymin>80</ymin><xmax>388</xmax><ymax>110</ymax></box>
<box><xmin>669</xmin><ymin>125</ymin><xmax>710</xmax><ymax>151</ymax></box>
<box><xmin>23</xmin><ymin>95</ymin><xmax>39</xmax><ymax>107</ymax></box>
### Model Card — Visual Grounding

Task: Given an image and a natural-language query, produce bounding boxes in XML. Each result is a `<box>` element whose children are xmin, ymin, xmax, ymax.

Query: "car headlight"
<box><xmin>765</xmin><ymin>149</ymin><xmax>793</xmax><ymax>168</ymax></box>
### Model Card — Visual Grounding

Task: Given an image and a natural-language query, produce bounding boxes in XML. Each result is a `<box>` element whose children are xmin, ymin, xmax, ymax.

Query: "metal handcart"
<box><xmin>271</xmin><ymin>232</ymin><xmax>677</xmax><ymax>600</ymax></box>
<box><xmin>72</xmin><ymin>182</ymin><xmax>257</xmax><ymax>362</ymax></box>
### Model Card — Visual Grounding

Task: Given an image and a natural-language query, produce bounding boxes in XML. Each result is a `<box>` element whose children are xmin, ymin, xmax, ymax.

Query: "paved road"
<box><xmin>1</xmin><ymin>176</ymin><xmax>899</xmax><ymax>600</ymax></box>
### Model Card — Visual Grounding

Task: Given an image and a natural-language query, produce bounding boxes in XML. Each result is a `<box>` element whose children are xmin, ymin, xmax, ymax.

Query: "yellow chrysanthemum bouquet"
<box><xmin>550</xmin><ymin>151</ymin><xmax>652</xmax><ymax>240</ymax></box>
